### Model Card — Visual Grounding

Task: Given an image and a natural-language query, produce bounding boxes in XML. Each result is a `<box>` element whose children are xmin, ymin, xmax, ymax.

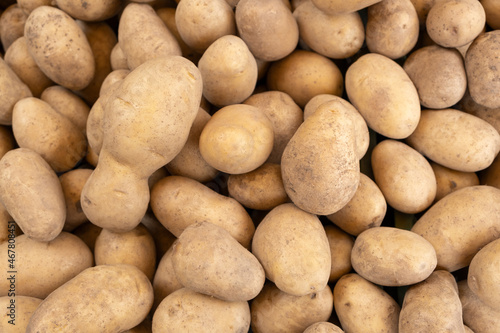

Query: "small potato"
<box><xmin>252</xmin><ymin>203</ymin><xmax>331</xmax><ymax>296</ymax></box>
<box><xmin>324</xmin><ymin>224</ymin><xmax>354</xmax><ymax>282</ymax></box>
<box><xmin>59</xmin><ymin>168</ymin><xmax>93</xmax><ymax>231</ymax></box>
<box><xmin>251</xmin><ymin>282</ymin><xmax>333</xmax><ymax>333</ymax></box>
<box><xmin>345</xmin><ymin>53</ymin><xmax>421</xmax><ymax>139</ymax></box>
<box><xmin>198</xmin><ymin>35</ymin><xmax>258</xmax><ymax>107</ymax></box>
<box><xmin>431</xmin><ymin>161</ymin><xmax>479</xmax><ymax>202</ymax></box>
<box><xmin>404</xmin><ymin>45</ymin><xmax>467</xmax><ymax>109</ymax></box>
<box><xmin>311</xmin><ymin>0</ymin><xmax>382</xmax><ymax>14</ymax></box>
<box><xmin>153</xmin><ymin>288</ymin><xmax>251</xmax><ymax>333</ymax></box>
<box><xmin>481</xmin><ymin>0</ymin><xmax>500</xmax><ymax>29</ymax></box>
<box><xmin>55</xmin><ymin>0</ymin><xmax>122</xmax><ymax>21</ymax></box>
<box><xmin>26</xmin><ymin>264</ymin><xmax>154</xmax><ymax>333</ymax></box>
<box><xmin>406</xmin><ymin>109</ymin><xmax>500</xmax><ymax>172</ymax></box>
<box><xmin>333</xmin><ymin>273</ymin><xmax>400</xmax><ymax>333</ymax></box>
<box><xmin>0</xmin><ymin>148</ymin><xmax>65</xmax><ymax>242</ymax></box>
<box><xmin>458</xmin><ymin>279</ymin><xmax>500</xmax><ymax>333</ymax></box>
<box><xmin>199</xmin><ymin>104</ymin><xmax>274</xmax><ymax>174</ymax></box>
<box><xmin>24</xmin><ymin>6</ymin><xmax>95</xmax><ymax>91</ymax></box>
<box><xmin>152</xmin><ymin>245</ymin><xmax>183</xmax><ymax>311</ymax></box>
<box><xmin>267</xmin><ymin>49</ymin><xmax>343</xmax><ymax>108</ymax></box>
<box><xmin>0</xmin><ymin>232</ymin><xmax>93</xmax><ymax>298</ymax></box>
<box><xmin>0</xmin><ymin>296</ymin><xmax>42</xmax><ymax>333</ymax></box>
<box><xmin>0</xmin><ymin>4</ymin><xmax>27</xmax><ymax>51</ymax></box>
<box><xmin>0</xmin><ymin>57</ymin><xmax>32</xmax><ymax>125</ymax></box>
<box><xmin>327</xmin><ymin>173</ymin><xmax>387</xmax><ymax>236</ymax></box>
<box><xmin>303</xmin><ymin>322</ymin><xmax>344</xmax><ymax>333</ymax></box>
<box><xmin>235</xmin><ymin>0</ymin><xmax>298</xmax><ymax>61</ymax></box>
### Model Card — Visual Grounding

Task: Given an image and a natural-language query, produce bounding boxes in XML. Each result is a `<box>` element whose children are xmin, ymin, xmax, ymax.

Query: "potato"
<box><xmin>293</xmin><ymin>1</ymin><xmax>365</xmax><ymax>59</ymax></box>
<box><xmin>0</xmin><ymin>232</ymin><xmax>93</xmax><ymax>298</ymax></box>
<box><xmin>16</xmin><ymin>0</ymin><xmax>53</xmax><ymax>14</ymax></box>
<box><xmin>252</xmin><ymin>203</ymin><xmax>331</xmax><ymax>296</ymax></box>
<box><xmin>110</xmin><ymin>42</ymin><xmax>128</xmax><ymax>70</ymax></box>
<box><xmin>55</xmin><ymin>0</ymin><xmax>122</xmax><ymax>21</ymax></box>
<box><xmin>235</xmin><ymin>0</ymin><xmax>298</xmax><ymax>61</ymax></box>
<box><xmin>481</xmin><ymin>0</ymin><xmax>500</xmax><ymax>29</ymax></box>
<box><xmin>427</xmin><ymin>0</ymin><xmax>485</xmax><ymax>48</ymax></box>
<box><xmin>406</xmin><ymin>109</ymin><xmax>500</xmax><ymax>172</ymax></box>
<box><xmin>199</xmin><ymin>104</ymin><xmax>274</xmax><ymax>174</ymax></box>
<box><xmin>458</xmin><ymin>279</ymin><xmax>500</xmax><ymax>333</ymax></box>
<box><xmin>345</xmin><ymin>53</ymin><xmax>421</xmax><ymax>139</ymax></box>
<box><xmin>465</xmin><ymin>30</ymin><xmax>500</xmax><ymax>109</ymax></box>
<box><xmin>303</xmin><ymin>322</ymin><xmax>344</xmax><ymax>333</ymax></box>
<box><xmin>409</xmin><ymin>0</ymin><xmax>444</xmax><ymax>25</ymax></box>
<box><xmin>99</xmin><ymin>69</ymin><xmax>130</xmax><ymax>97</ymax></box>
<box><xmin>267</xmin><ymin>49</ymin><xmax>343</xmax><ymax>108</ymax></box>
<box><xmin>150</xmin><ymin>175</ymin><xmax>255</xmax><ymax>248</ymax></box>
<box><xmin>468</xmin><ymin>238</ymin><xmax>500</xmax><ymax>311</ymax></box>
<box><xmin>0</xmin><ymin>148</ymin><xmax>65</xmax><ymax>241</ymax></box>
<box><xmin>26</xmin><ymin>264</ymin><xmax>153</xmax><ymax>333</ymax></box>
<box><xmin>156</xmin><ymin>7</ymin><xmax>197</xmax><ymax>62</ymax></box>
<box><xmin>459</xmin><ymin>89</ymin><xmax>500</xmax><ymax>134</ymax></box>
<box><xmin>366</xmin><ymin>0</ymin><xmax>419</xmax><ymax>59</ymax></box>
<box><xmin>198</xmin><ymin>35</ymin><xmax>258</xmax><ymax>106</ymax></box>
<box><xmin>411</xmin><ymin>185</ymin><xmax>500</xmax><ymax>272</ymax></box>
<box><xmin>0</xmin><ymin>57</ymin><xmax>32</xmax><ymax>125</ymax></box>
<box><xmin>311</xmin><ymin>0</ymin><xmax>382</xmax><ymax>14</ymax></box>
<box><xmin>81</xmin><ymin>56</ymin><xmax>202</xmax><ymax>233</ymax></box>
<box><xmin>118</xmin><ymin>3</ymin><xmax>181</xmax><ymax>70</ymax></box>
<box><xmin>0</xmin><ymin>296</ymin><xmax>42</xmax><ymax>332</ymax></box>
<box><xmin>0</xmin><ymin>125</ymin><xmax>15</xmax><ymax>160</ymax></box>
<box><xmin>251</xmin><ymin>282</ymin><xmax>333</xmax><ymax>333</ymax></box>
<box><xmin>152</xmin><ymin>287</ymin><xmax>251</xmax><ymax>333</ymax></box>
<box><xmin>24</xmin><ymin>6</ymin><xmax>95</xmax><ymax>91</ymax></box>
<box><xmin>281</xmin><ymin>100</ymin><xmax>359</xmax><ymax>215</ymax></box>
<box><xmin>327</xmin><ymin>173</ymin><xmax>387</xmax><ymax>236</ymax></box>
<box><xmin>140</xmin><ymin>212</ymin><xmax>176</xmax><ymax>263</ymax></box>
<box><xmin>152</xmin><ymin>245</ymin><xmax>183</xmax><ymax>311</ymax></box>
<box><xmin>72</xmin><ymin>221</ymin><xmax>102</xmax><ymax>253</ymax></box>
<box><xmin>324</xmin><ymin>224</ymin><xmax>354</xmax><ymax>282</ymax></box>
<box><xmin>175</xmin><ymin>0</ymin><xmax>236</xmax><ymax>53</ymax></box>
<box><xmin>0</xmin><ymin>4</ymin><xmax>27</xmax><ymax>51</ymax></box>
<box><xmin>404</xmin><ymin>45</ymin><xmax>467</xmax><ymax>109</ymax></box>
<box><xmin>59</xmin><ymin>168</ymin><xmax>93</xmax><ymax>232</ymax></box>
<box><xmin>12</xmin><ymin>97</ymin><xmax>87</xmax><ymax>173</ymax></box>
<box><xmin>399</xmin><ymin>270</ymin><xmax>465</xmax><ymax>333</ymax></box>
<box><xmin>480</xmin><ymin>154</ymin><xmax>500</xmax><ymax>189</ymax></box>
<box><xmin>333</xmin><ymin>273</ymin><xmax>400</xmax><ymax>333</ymax></box>
<box><xmin>431</xmin><ymin>161</ymin><xmax>479</xmax><ymax>202</ymax></box>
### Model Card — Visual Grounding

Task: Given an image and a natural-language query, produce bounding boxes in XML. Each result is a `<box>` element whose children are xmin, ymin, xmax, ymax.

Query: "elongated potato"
<box><xmin>458</xmin><ymin>279</ymin><xmax>500</xmax><ymax>333</ymax></box>
<box><xmin>0</xmin><ymin>296</ymin><xmax>42</xmax><ymax>333</ymax></box>
<box><xmin>0</xmin><ymin>57</ymin><xmax>32</xmax><ymax>125</ymax></box>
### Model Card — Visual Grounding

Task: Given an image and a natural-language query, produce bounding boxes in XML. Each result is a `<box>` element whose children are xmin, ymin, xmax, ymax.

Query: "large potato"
<box><xmin>0</xmin><ymin>57</ymin><xmax>32</xmax><ymax>125</ymax></box>
<box><xmin>0</xmin><ymin>296</ymin><xmax>42</xmax><ymax>333</ymax></box>
<box><xmin>458</xmin><ymin>279</ymin><xmax>500</xmax><ymax>333</ymax></box>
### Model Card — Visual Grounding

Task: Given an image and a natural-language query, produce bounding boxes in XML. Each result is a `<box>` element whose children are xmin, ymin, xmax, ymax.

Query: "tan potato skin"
<box><xmin>59</xmin><ymin>168</ymin><xmax>93</xmax><ymax>232</ymax></box>
<box><xmin>303</xmin><ymin>322</ymin><xmax>344</xmax><ymax>333</ymax></box>
<box><xmin>110</xmin><ymin>42</ymin><xmax>128</xmax><ymax>70</ymax></box>
<box><xmin>458</xmin><ymin>280</ymin><xmax>500</xmax><ymax>333</ymax></box>
<box><xmin>24</xmin><ymin>6</ymin><xmax>95</xmax><ymax>91</ymax></box>
<box><xmin>0</xmin><ymin>232</ymin><xmax>93</xmax><ymax>298</ymax></box>
<box><xmin>460</xmin><ymin>89</ymin><xmax>500</xmax><ymax>135</ymax></box>
<box><xmin>99</xmin><ymin>69</ymin><xmax>130</xmax><ymax>97</ymax></box>
<box><xmin>0</xmin><ymin>148</ymin><xmax>65</xmax><ymax>241</ymax></box>
<box><xmin>0</xmin><ymin>57</ymin><xmax>32</xmax><ymax>125</ymax></box>
<box><xmin>55</xmin><ymin>0</ymin><xmax>122</xmax><ymax>21</ymax></box>
<box><xmin>17</xmin><ymin>0</ymin><xmax>54</xmax><ymax>15</ymax></box>
<box><xmin>0</xmin><ymin>4</ymin><xmax>28</xmax><ymax>51</ymax></box>
<box><xmin>324</xmin><ymin>224</ymin><xmax>354</xmax><ymax>282</ymax></box>
<box><xmin>311</xmin><ymin>0</ymin><xmax>382</xmax><ymax>14</ymax></box>
<box><xmin>482</xmin><ymin>0</ymin><xmax>500</xmax><ymax>29</ymax></box>
<box><xmin>26</xmin><ymin>264</ymin><xmax>154</xmax><ymax>333</ymax></box>
<box><xmin>431</xmin><ymin>161</ymin><xmax>479</xmax><ymax>202</ymax></box>
<box><xmin>399</xmin><ymin>270</ymin><xmax>465</xmax><ymax>333</ymax></box>
<box><xmin>152</xmin><ymin>245</ymin><xmax>183</xmax><ymax>312</ymax></box>
<box><xmin>0</xmin><ymin>296</ymin><xmax>42</xmax><ymax>333</ymax></box>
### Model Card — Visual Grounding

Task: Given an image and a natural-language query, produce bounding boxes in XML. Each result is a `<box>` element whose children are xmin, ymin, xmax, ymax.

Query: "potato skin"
<box><xmin>152</xmin><ymin>245</ymin><xmax>183</xmax><ymax>312</ymax></box>
<box><xmin>431</xmin><ymin>161</ymin><xmax>479</xmax><ymax>202</ymax></box>
<box><xmin>0</xmin><ymin>4</ymin><xmax>28</xmax><ymax>51</ymax></box>
<box><xmin>324</xmin><ymin>224</ymin><xmax>354</xmax><ymax>282</ymax></box>
<box><xmin>311</xmin><ymin>0</ymin><xmax>382</xmax><ymax>14</ymax></box>
<box><xmin>303</xmin><ymin>322</ymin><xmax>344</xmax><ymax>333</ymax></box>
<box><xmin>55</xmin><ymin>0</ymin><xmax>122</xmax><ymax>21</ymax></box>
<box><xmin>59</xmin><ymin>168</ymin><xmax>93</xmax><ymax>231</ymax></box>
<box><xmin>458</xmin><ymin>279</ymin><xmax>500</xmax><ymax>333</ymax></box>
<box><xmin>0</xmin><ymin>57</ymin><xmax>32</xmax><ymax>125</ymax></box>
<box><xmin>0</xmin><ymin>296</ymin><xmax>42</xmax><ymax>333</ymax></box>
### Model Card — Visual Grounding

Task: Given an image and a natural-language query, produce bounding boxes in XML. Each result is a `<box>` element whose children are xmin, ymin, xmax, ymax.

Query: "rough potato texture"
<box><xmin>458</xmin><ymin>280</ymin><xmax>500</xmax><ymax>333</ymax></box>
<box><xmin>55</xmin><ymin>0</ymin><xmax>122</xmax><ymax>21</ymax></box>
<box><xmin>0</xmin><ymin>57</ymin><xmax>32</xmax><ymax>125</ymax></box>
<box><xmin>311</xmin><ymin>0</ymin><xmax>382</xmax><ymax>14</ymax></box>
<box><xmin>324</xmin><ymin>224</ymin><xmax>354</xmax><ymax>282</ymax></box>
<box><xmin>430</xmin><ymin>161</ymin><xmax>479</xmax><ymax>202</ymax></box>
<box><xmin>0</xmin><ymin>296</ymin><xmax>42</xmax><ymax>333</ymax></box>
<box><xmin>303</xmin><ymin>322</ymin><xmax>344</xmax><ymax>333</ymax></box>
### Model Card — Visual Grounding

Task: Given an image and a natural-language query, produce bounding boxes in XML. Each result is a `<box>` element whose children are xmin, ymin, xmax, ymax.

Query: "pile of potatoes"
<box><xmin>0</xmin><ymin>0</ymin><xmax>500</xmax><ymax>332</ymax></box>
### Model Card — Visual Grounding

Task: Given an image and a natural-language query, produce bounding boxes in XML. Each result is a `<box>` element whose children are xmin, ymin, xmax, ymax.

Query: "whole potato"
<box><xmin>99</xmin><ymin>69</ymin><xmax>130</xmax><ymax>97</ymax></box>
<box><xmin>0</xmin><ymin>57</ymin><xmax>32</xmax><ymax>125</ymax></box>
<box><xmin>59</xmin><ymin>168</ymin><xmax>93</xmax><ymax>231</ymax></box>
<box><xmin>311</xmin><ymin>0</ymin><xmax>382</xmax><ymax>14</ymax></box>
<box><xmin>430</xmin><ymin>161</ymin><xmax>479</xmax><ymax>202</ymax></box>
<box><xmin>0</xmin><ymin>296</ymin><xmax>42</xmax><ymax>333</ymax></box>
<box><xmin>156</xmin><ymin>7</ymin><xmax>196</xmax><ymax>61</ymax></box>
<box><xmin>324</xmin><ymin>224</ymin><xmax>354</xmax><ymax>282</ymax></box>
<box><xmin>55</xmin><ymin>0</ymin><xmax>122</xmax><ymax>21</ymax></box>
<box><xmin>0</xmin><ymin>4</ymin><xmax>27</xmax><ymax>51</ymax></box>
<box><xmin>110</xmin><ymin>42</ymin><xmax>128</xmax><ymax>70</ymax></box>
<box><xmin>458</xmin><ymin>279</ymin><xmax>500</xmax><ymax>333</ymax></box>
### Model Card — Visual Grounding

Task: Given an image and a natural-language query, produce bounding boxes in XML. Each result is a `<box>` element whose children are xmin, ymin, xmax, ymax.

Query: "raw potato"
<box><xmin>156</xmin><ymin>7</ymin><xmax>196</xmax><ymax>61</ymax></box>
<box><xmin>0</xmin><ymin>4</ymin><xmax>27</xmax><ymax>51</ymax></box>
<box><xmin>0</xmin><ymin>57</ymin><xmax>32</xmax><ymax>125</ymax></box>
<box><xmin>0</xmin><ymin>148</ymin><xmax>65</xmax><ymax>241</ymax></box>
<box><xmin>327</xmin><ymin>173</ymin><xmax>387</xmax><ymax>236</ymax></box>
<box><xmin>152</xmin><ymin>288</ymin><xmax>251</xmax><ymax>333</ymax></box>
<box><xmin>303</xmin><ymin>322</ymin><xmax>344</xmax><ymax>333</ymax></box>
<box><xmin>333</xmin><ymin>273</ymin><xmax>400</xmax><ymax>333</ymax></box>
<box><xmin>460</xmin><ymin>89</ymin><xmax>500</xmax><ymax>134</ymax></box>
<box><xmin>251</xmin><ymin>203</ymin><xmax>331</xmax><ymax>296</ymax></box>
<box><xmin>110</xmin><ymin>42</ymin><xmax>128</xmax><ymax>70</ymax></box>
<box><xmin>59</xmin><ymin>168</ymin><xmax>93</xmax><ymax>231</ymax></box>
<box><xmin>26</xmin><ymin>264</ymin><xmax>154</xmax><ymax>333</ymax></box>
<box><xmin>399</xmin><ymin>270</ymin><xmax>465</xmax><ymax>333</ymax></box>
<box><xmin>0</xmin><ymin>296</ymin><xmax>42</xmax><ymax>333</ymax></box>
<box><xmin>99</xmin><ymin>69</ymin><xmax>130</xmax><ymax>96</ymax></box>
<box><xmin>351</xmin><ymin>227</ymin><xmax>437</xmax><ymax>286</ymax></box>
<box><xmin>152</xmin><ymin>245</ymin><xmax>183</xmax><ymax>311</ymax></box>
<box><xmin>55</xmin><ymin>0</ymin><xmax>122</xmax><ymax>21</ymax></box>
<box><xmin>72</xmin><ymin>221</ymin><xmax>102</xmax><ymax>253</ymax></box>
<box><xmin>235</xmin><ymin>0</ymin><xmax>298</xmax><ymax>61</ymax></box>
<box><xmin>467</xmin><ymin>238</ymin><xmax>500</xmax><ymax>311</ymax></box>
<box><xmin>95</xmin><ymin>224</ymin><xmax>157</xmax><ymax>281</ymax></box>
<box><xmin>411</xmin><ymin>185</ymin><xmax>500</xmax><ymax>272</ymax></box>
<box><xmin>404</xmin><ymin>45</ymin><xmax>467</xmax><ymax>109</ymax></box>
<box><xmin>293</xmin><ymin>1</ymin><xmax>365</xmax><ymax>59</ymax></box>
<box><xmin>281</xmin><ymin>100</ymin><xmax>359</xmax><ymax>215</ymax></box>
<box><xmin>458</xmin><ymin>280</ymin><xmax>500</xmax><ymax>333</ymax></box>
<box><xmin>371</xmin><ymin>139</ymin><xmax>436</xmax><ymax>214</ymax></box>
<box><xmin>150</xmin><ymin>175</ymin><xmax>255</xmax><ymax>248</ymax></box>
<box><xmin>324</xmin><ymin>224</ymin><xmax>354</xmax><ymax>282</ymax></box>
<box><xmin>366</xmin><ymin>0</ymin><xmax>419</xmax><ymax>59</ymax></box>
<box><xmin>17</xmin><ymin>0</ymin><xmax>54</xmax><ymax>15</ymax></box>
<box><xmin>251</xmin><ymin>282</ymin><xmax>334</xmax><ymax>333</ymax></box>
<box><xmin>24</xmin><ymin>6</ymin><xmax>95</xmax><ymax>90</ymax></box>
<box><xmin>311</xmin><ymin>0</ymin><xmax>382</xmax><ymax>14</ymax></box>
<box><xmin>172</xmin><ymin>222</ymin><xmax>265</xmax><ymax>302</ymax></box>
<box><xmin>406</xmin><ymin>109</ymin><xmax>500</xmax><ymax>172</ymax></box>
<box><xmin>198</xmin><ymin>35</ymin><xmax>258</xmax><ymax>106</ymax></box>
<box><xmin>199</xmin><ymin>104</ymin><xmax>274</xmax><ymax>174</ymax></box>
<box><xmin>481</xmin><ymin>0</ymin><xmax>500</xmax><ymax>29</ymax></box>
<box><xmin>0</xmin><ymin>232</ymin><xmax>93</xmax><ymax>298</ymax></box>
<box><xmin>430</xmin><ymin>161</ymin><xmax>479</xmax><ymax>202</ymax></box>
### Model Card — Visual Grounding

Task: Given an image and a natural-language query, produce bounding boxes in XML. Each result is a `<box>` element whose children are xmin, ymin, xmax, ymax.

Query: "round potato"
<box><xmin>55</xmin><ymin>0</ymin><xmax>122</xmax><ymax>21</ymax></box>
<box><xmin>458</xmin><ymin>279</ymin><xmax>500</xmax><ymax>333</ymax></box>
<box><xmin>59</xmin><ymin>168</ymin><xmax>93</xmax><ymax>232</ymax></box>
<box><xmin>0</xmin><ymin>296</ymin><xmax>42</xmax><ymax>333</ymax></box>
<box><xmin>430</xmin><ymin>161</ymin><xmax>479</xmax><ymax>202</ymax></box>
<box><xmin>0</xmin><ymin>57</ymin><xmax>32</xmax><ymax>125</ymax></box>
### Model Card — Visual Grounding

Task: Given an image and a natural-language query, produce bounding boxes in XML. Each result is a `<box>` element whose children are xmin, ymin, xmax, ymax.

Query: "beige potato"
<box><xmin>267</xmin><ymin>49</ymin><xmax>343</xmax><ymax>108</ymax></box>
<box><xmin>199</xmin><ymin>104</ymin><xmax>274</xmax><ymax>174</ymax></box>
<box><xmin>0</xmin><ymin>232</ymin><xmax>93</xmax><ymax>298</ymax></box>
<box><xmin>26</xmin><ymin>264</ymin><xmax>154</xmax><ymax>333</ymax></box>
<box><xmin>0</xmin><ymin>148</ymin><xmax>65</xmax><ymax>241</ymax></box>
<box><xmin>12</xmin><ymin>97</ymin><xmax>87</xmax><ymax>173</ymax></box>
<box><xmin>345</xmin><ymin>52</ymin><xmax>421</xmax><ymax>139</ymax></box>
<box><xmin>59</xmin><ymin>168</ymin><xmax>93</xmax><ymax>232</ymax></box>
<box><xmin>324</xmin><ymin>224</ymin><xmax>354</xmax><ymax>282</ymax></box>
<box><xmin>406</xmin><ymin>109</ymin><xmax>500</xmax><ymax>172</ymax></box>
<box><xmin>0</xmin><ymin>202</ymin><xmax>15</xmax><ymax>245</ymax></box>
<box><xmin>311</xmin><ymin>0</ymin><xmax>382</xmax><ymax>14</ymax></box>
<box><xmin>0</xmin><ymin>125</ymin><xmax>15</xmax><ymax>160</ymax></box>
<box><xmin>0</xmin><ymin>296</ymin><xmax>42</xmax><ymax>333</ymax></box>
<box><xmin>251</xmin><ymin>282</ymin><xmax>333</xmax><ymax>333</ymax></box>
<box><xmin>55</xmin><ymin>0</ymin><xmax>122</xmax><ymax>21</ymax></box>
<box><xmin>366</xmin><ymin>0</ymin><xmax>419</xmax><ymax>59</ymax></box>
<box><xmin>431</xmin><ymin>161</ymin><xmax>479</xmax><ymax>202</ymax></box>
<box><xmin>152</xmin><ymin>245</ymin><xmax>183</xmax><ymax>311</ymax></box>
<box><xmin>24</xmin><ymin>6</ymin><xmax>95</xmax><ymax>90</ymax></box>
<box><xmin>110</xmin><ymin>42</ymin><xmax>129</xmax><ymax>70</ymax></box>
<box><xmin>409</xmin><ymin>0</ymin><xmax>445</xmax><ymax>25</ymax></box>
<box><xmin>481</xmin><ymin>0</ymin><xmax>500</xmax><ymax>29</ymax></box>
<box><xmin>71</xmin><ymin>221</ymin><xmax>102</xmax><ymax>253</ymax></box>
<box><xmin>16</xmin><ymin>0</ymin><xmax>54</xmax><ymax>14</ymax></box>
<box><xmin>458</xmin><ymin>279</ymin><xmax>500</xmax><ymax>333</ymax></box>
<box><xmin>459</xmin><ymin>89</ymin><xmax>500</xmax><ymax>135</ymax></box>
<box><xmin>198</xmin><ymin>35</ymin><xmax>258</xmax><ymax>106</ymax></box>
<box><xmin>303</xmin><ymin>322</ymin><xmax>344</xmax><ymax>333</ymax></box>
<box><xmin>99</xmin><ymin>69</ymin><xmax>130</xmax><ymax>97</ymax></box>
<box><xmin>411</xmin><ymin>185</ymin><xmax>500</xmax><ymax>272</ymax></box>
<box><xmin>281</xmin><ymin>100</ymin><xmax>359</xmax><ymax>215</ymax></box>
<box><xmin>152</xmin><ymin>288</ymin><xmax>251</xmax><ymax>333</ymax></box>
<box><xmin>252</xmin><ymin>203</ymin><xmax>331</xmax><ymax>296</ymax></box>
<box><xmin>333</xmin><ymin>273</ymin><xmax>400</xmax><ymax>333</ymax></box>
<box><xmin>0</xmin><ymin>4</ymin><xmax>27</xmax><ymax>51</ymax></box>
<box><xmin>327</xmin><ymin>173</ymin><xmax>387</xmax><ymax>236</ymax></box>
<box><xmin>0</xmin><ymin>57</ymin><xmax>32</xmax><ymax>125</ymax></box>
<box><xmin>293</xmin><ymin>1</ymin><xmax>365</xmax><ymax>59</ymax></box>
<box><xmin>156</xmin><ymin>7</ymin><xmax>197</xmax><ymax>62</ymax></box>
<box><xmin>399</xmin><ymin>270</ymin><xmax>465</xmax><ymax>333</ymax></box>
